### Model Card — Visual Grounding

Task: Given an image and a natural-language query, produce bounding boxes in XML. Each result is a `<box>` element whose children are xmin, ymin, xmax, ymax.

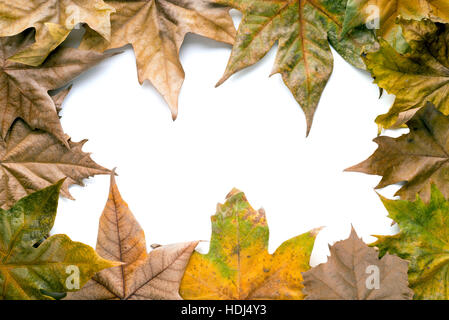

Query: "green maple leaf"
<box><xmin>374</xmin><ymin>185</ymin><xmax>449</xmax><ymax>300</ymax></box>
<box><xmin>215</xmin><ymin>0</ymin><xmax>378</xmax><ymax>135</ymax></box>
<box><xmin>364</xmin><ymin>18</ymin><xmax>449</xmax><ymax>130</ymax></box>
<box><xmin>180</xmin><ymin>189</ymin><xmax>319</xmax><ymax>300</ymax></box>
<box><xmin>0</xmin><ymin>181</ymin><xmax>119</xmax><ymax>300</ymax></box>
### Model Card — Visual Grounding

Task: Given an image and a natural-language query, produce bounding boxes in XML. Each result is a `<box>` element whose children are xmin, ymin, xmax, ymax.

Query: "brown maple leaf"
<box><xmin>0</xmin><ymin>30</ymin><xmax>115</xmax><ymax>145</ymax></box>
<box><xmin>80</xmin><ymin>0</ymin><xmax>236</xmax><ymax>119</ymax></box>
<box><xmin>0</xmin><ymin>0</ymin><xmax>115</xmax><ymax>66</ymax></box>
<box><xmin>66</xmin><ymin>172</ymin><xmax>198</xmax><ymax>300</ymax></box>
<box><xmin>346</xmin><ymin>103</ymin><xmax>449</xmax><ymax>202</ymax></box>
<box><xmin>51</xmin><ymin>86</ymin><xmax>72</xmax><ymax>115</ymax></box>
<box><xmin>302</xmin><ymin>227</ymin><xmax>413</xmax><ymax>300</ymax></box>
<box><xmin>0</xmin><ymin>118</ymin><xmax>111</xmax><ymax>210</ymax></box>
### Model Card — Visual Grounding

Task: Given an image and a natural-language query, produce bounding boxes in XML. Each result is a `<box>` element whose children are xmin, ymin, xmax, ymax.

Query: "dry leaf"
<box><xmin>0</xmin><ymin>30</ymin><xmax>115</xmax><ymax>144</ymax></box>
<box><xmin>347</xmin><ymin>103</ymin><xmax>449</xmax><ymax>202</ymax></box>
<box><xmin>0</xmin><ymin>116</ymin><xmax>111</xmax><ymax>210</ymax></box>
<box><xmin>0</xmin><ymin>0</ymin><xmax>115</xmax><ymax>66</ymax></box>
<box><xmin>51</xmin><ymin>86</ymin><xmax>72</xmax><ymax>115</ymax></box>
<box><xmin>0</xmin><ymin>181</ymin><xmax>119</xmax><ymax>300</ymax></box>
<box><xmin>373</xmin><ymin>185</ymin><xmax>449</xmax><ymax>299</ymax></box>
<box><xmin>302</xmin><ymin>227</ymin><xmax>413</xmax><ymax>300</ymax></box>
<box><xmin>215</xmin><ymin>0</ymin><xmax>378</xmax><ymax>135</ymax></box>
<box><xmin>364</xmin><ymin>19</ymin><xmax>449</xmax><ymax>130</ymax></box>
<box><xmin>180</xmin><ymin>189</ymin><xmax>319</xmax><ymax>300</ymax></box>
<box><xmin>80</xmin><ymin>0</ymin><xmax>236</xmax><ymax>119</ymax></box>
<box><xmin>66</xmin><ymin>172</ymin><xmax>198</xmax><ymax>300</ymax></box>
<box><xmin>342</xmin><ymin>0</ymin><xmax>449</xmax><ymax>52</ymax></box>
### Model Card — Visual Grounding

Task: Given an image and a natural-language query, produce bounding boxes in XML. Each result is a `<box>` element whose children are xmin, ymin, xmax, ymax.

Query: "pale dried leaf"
<box><xmin>302</xmin><ymin>227</ymin><xmax>413</xmax><ymax>300</ymax></box>
<box><xmin>66</xmin><ymin>173</ymin><xmax>198</xmax><ymax>300</ymax></box>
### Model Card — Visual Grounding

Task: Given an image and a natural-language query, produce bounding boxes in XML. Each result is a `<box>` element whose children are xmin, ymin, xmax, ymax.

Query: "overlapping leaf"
<box><xmin>215</xmin><ymin>0</ymin><xmax>378</xmax><ymax>135</ymax></box>
<box><xmin>303</xmin><ymin>227</ymin><xmax>412</xmax><ymax>300</ymax></box>
<box><xmin>0</xmin><ymin>115</ymin><xmax>111</xmax><ymax>210</ymax></box>
<box><xmin>180</xmin><ymin>189</ymin><xmax>319</xmax><ymax>300</ymax></box>
<box><xmin>0</xmin><ymin>30</ymin><xmax>115</xmax><ymax>144</ymax></box>
<box><xmin>80</xmin><ymin>0</ymin><xmax>236</xmax><ymax>119</ymax></box>
<box><xmin>0</xmin><ymin>0</ymin><xmax>115</xmax><ymax>66</ymax></box>
<box><xmin>67</xmin><ymin>173</ymin><xmax>198</xmax><ymax>300</ymax></box>
<box><xmin>0</xmin><ymin>181</ymin><xmax>118</xmax><ymax>300</ymax></box>
<box><xmin>373</xmin><ymin>185</ymin><xmax>449</xmax><ymax>300</ymax></box>
<box><xmin>347</xmin><ymin>103</ymin><xmax>449</xmax><ymax>202</ymax></box>
<box><xmin>342</xmin><ymin>0</ymin><xmax>449</xmax><ymax>52</ymax></box>
<box><xmin>364</xmin><ymin>19</ymin><xmax>449</xmax><ymax>130</ymax></box>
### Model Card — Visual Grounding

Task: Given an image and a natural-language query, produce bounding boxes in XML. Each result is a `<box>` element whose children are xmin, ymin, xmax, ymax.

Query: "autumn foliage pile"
<box><xmin>0</xmin><ymin>0</ymin><xmax>448</xmax><ymax>300</ymax></box>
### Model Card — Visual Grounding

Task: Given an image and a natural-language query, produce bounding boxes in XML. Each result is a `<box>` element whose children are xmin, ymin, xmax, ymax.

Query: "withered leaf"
<box><xmin>373</xmin><ymin>186</ymin><xmax>449</xmax><ymax>299</ymax></box>
<box><xmin>215</xmin><ymin>0</ymin><xmax>378</xmax><ymax>135</ymax></box>
<box><xmin>364</xmin><ymin>19</ymin><xmax>449</xmax><ymax>130</ymax></box>
<box><xmin>0</xmin><ymin>116</ymin><xmax>111</xmax><ymax>210</ymax></box>
<box><xmin>0</xmin><ymin>30</ymin><xmax>114</xmax><ymax>144</ymax></box>
<box><xmin>66</xmin><ymin>172</ymin><xmax>198</xmax><ymax>300</ymax></box>
<box><xmin>0</xmin><ymin>181</ymin><xmax>119</xmax><ymax>300</ymax></box>
<box><xmin>0</xmin><ymin>0</ymin><xmax>115</xmax><ymax>66</ymax></box>
<box><xmin>302</xmin><ymin>227</ymin><xmax>413</xmax><ymax>300</ymax></box>
<box><xmin>342</xmin><ymin>0</ymin><xmax>449</xmax><ymax>52</ymax></box>
<box><xmin>51</xmin><ymin>86</ymin><xmax>72</xmax><ymax>115</ymax></box>
<box><xmin>180</xmin><ymin>189</ymin><xmax>319</xmax><ymax>300</ymax></box>
<box><xmin>80</xmin><ymin>0</ymin><xmax>236</xmax><ymax>119</ymax></box>
<box><xmin>347</xmin><ymin>103</ymin><xmax>449</xmax><ymax>202</ymax></box>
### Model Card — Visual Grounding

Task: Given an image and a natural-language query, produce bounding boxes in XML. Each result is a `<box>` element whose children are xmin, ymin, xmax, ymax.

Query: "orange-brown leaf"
<box><xmin>66</xmin><ymin>173</ymin><xmax>198</xmax><ymax>300</ymax></box>
<box><xmin>80</xmin><ymin>0</ymin><xmax>236</xmax><ymax>119</ymax></box>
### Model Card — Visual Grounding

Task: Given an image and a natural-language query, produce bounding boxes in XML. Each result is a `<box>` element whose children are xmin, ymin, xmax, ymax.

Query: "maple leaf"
<box><xmin>342</xmin><ymin>0</ymin><xmax>449</xmax><ymax>52</ymax></box>
<box><xmin>373</xmin><ymin>185</ymin><xmax>449</xmax><ymax>299</ymax></box>
<box><xmin>215</xmin><ymin>0</ymin><xmax>378</xmax><ymax>135</ymax></box>
<box><xmin>66</xmin><ymin>172</ymin><xmax>198</xmax><ymax>300</ymax></box>
<box><xmin>0</xmin><ymin>181</ymin><xmax>119</xmax><ymax>300</ymax></box>
<box><xmin>0</xmin><ymin>0</ymin><xmax>115</xmax><ymax>66</ymax></box>
<box><xmin>302</xmin><ymin>227</ymin><xmax>413</xmax><ymax>300</ymax></box>
<box><xmin>0</xmin><ymin>30</ymin><xmax>115</xmax><ymax>144</ymax></box>
<box><xmin>179</xmin><ymin>189</ymin><xmax>319</xmax><ymax>300</ymax></box>
<box><xmin>51</xmin><ymin>86</ymin><xmax>72</xmax><ymax>115</ymax></box>
<box><xmin>364</xmin><ymin>19</ymin><xmax>449</xmax><ymax>130</ymax></box>
<box><xmin>346</xmin><ymin>103</ymin><xmax>449</xmax><ymax>203</ymax></box>
<box><xmin>0</xmin><ymin>116</ymin><xmax>111</xmax><ymax>210</ymax></box>
<box><xmin>79</xmin><ymin>0</ymin><xmax>236</xmax><ymax>120</ymax></box>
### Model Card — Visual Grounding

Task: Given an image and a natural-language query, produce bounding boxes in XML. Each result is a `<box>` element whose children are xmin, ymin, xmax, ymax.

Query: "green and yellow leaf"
<box><xmin>373</xmin><ymin>185</ymin><xmax>449</xmax><ymax>300</ymax></box>
<box><xmin>0</xmin><ymin>181</ymin><xmax>119</xmax><ymax>300</ymax></box>
<box><xmin>215</xmin><ymin>0</ymin><xmax>378</xmax><ymax>135</ymax></box>
<box><xmin>180</xmin><ymin>188</ymin><xmax>319</xmax><ymax>300</ymax></box>
<box><xmin>364</xmin><ymin>19</ymin><xmax>449</xmax><ymax>130</ymax></box>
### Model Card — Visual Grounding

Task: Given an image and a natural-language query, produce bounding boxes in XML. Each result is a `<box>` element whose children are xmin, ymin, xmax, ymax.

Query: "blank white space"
<box><xmin>53</xmin><ymin>12</ymin><xmax>402</xmax><ymax>266</ymax></box>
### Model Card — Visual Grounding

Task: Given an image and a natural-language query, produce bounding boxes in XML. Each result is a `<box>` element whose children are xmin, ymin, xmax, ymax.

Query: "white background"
<box><xmin>53</xmin><ymin>11</ymin><xmax>405</xmax><ymax>266</ymax></box>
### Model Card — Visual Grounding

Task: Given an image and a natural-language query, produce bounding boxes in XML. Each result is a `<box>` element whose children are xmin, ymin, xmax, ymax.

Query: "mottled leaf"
<box><xmin>0</xmin><ymin>181</ymin><xmax>119</xmax><ymax>300</ymax></box>
<box><xmin>80</xmin><ymin>0</ymin><xmax>236</xmax><ymax>119</ymax></box>
<box><xmin>373</xmin><ymin>185</ymin><xmax>449</xmax><ymax>300</ymax></box>
<box><xmin>347</xmin><ymin>103</ymin><xmax>449</xmax><ymax>202</ymax></box>
<box><xmin>0</xmin><ymin>117</ymin><xmax>111</xmax><ymax>210</ymax></box>
<box><xmin>0</xmin><ymin>0</ymin><xmax>115</xmax><ymax>66</ymax></box>
<box><xmin>364</xmin><ymin>19</ymin><xmax>449</xmax><ymax>130</ymax></box>
<box><xmin>180</xmin><ymin>189</ymin><xmax>319</xmax><ymax>300</ymax></box>
<box><xmin>342</xmin><ymin>0</ymin><xmax>449</xmax><ymax>52</ymax></box>
<box><xmin>215</xmin><ymin>0</ymin><xmax>378</xmax><ymax>135</ymax></box>
<box><xmin>66</xmin><ymin>172</ymin><xmax>198</xmax><ymax>300</ymax></box>
<box><xmin>0</xmin><ymin>30</ymin><xmax>115</xmax><ymax>144</ymax></box>
<box><xmin>303</xmin><ymin>227</ymin><xmax>412</xmax><ymax>300</ymax></box>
